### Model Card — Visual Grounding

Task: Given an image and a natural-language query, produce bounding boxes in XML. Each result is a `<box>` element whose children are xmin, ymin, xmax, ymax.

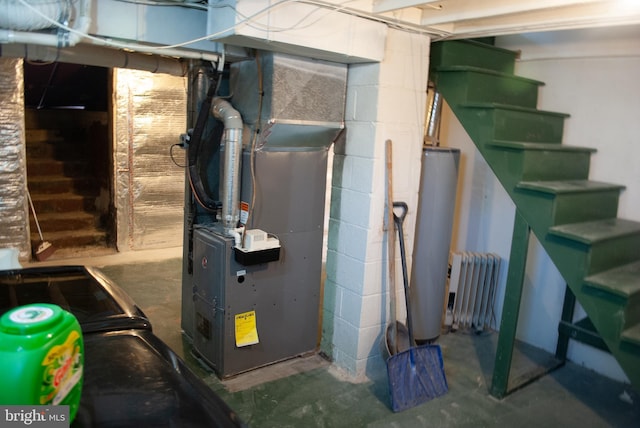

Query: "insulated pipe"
<box><xmin>0</xmin><ymin>0</ymin><xmax>68</xmax><ymax>30</ymax></box>
<box><xmin>211</xmin><ymin>98</ymin><xmax>243</xmax><ymax>235</ymax></box>
<box><xmin>0</xmin><ymin>43</ymin><xmax>187</xmax><ymax>76</ymax></box>
<box><xmin>0</xmin><ymin>0</ymin><xmax>91</xmax><ymax>48</ymax></box>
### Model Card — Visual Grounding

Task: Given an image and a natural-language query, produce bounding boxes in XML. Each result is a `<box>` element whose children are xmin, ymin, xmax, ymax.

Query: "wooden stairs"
<box><xmin>430</xmin><ymin>40</ymin><xmax>640</xmax><ymax>396</ymax></box>
<box><xmin>26</xmin><ymin>119</ymin><xmax>110</xmax><ymax>254</ymax></box>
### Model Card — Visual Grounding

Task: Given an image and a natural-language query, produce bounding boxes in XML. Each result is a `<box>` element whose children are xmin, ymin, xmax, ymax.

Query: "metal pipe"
<box><xmin>424</xmin><ymin>81</ymin><xmax>442</xmax><ymax>146</ymax></box>
<box><xmin>211</xmin><ymin>98</ymin><xmax>243</xmax><ymax>235</ymax></box>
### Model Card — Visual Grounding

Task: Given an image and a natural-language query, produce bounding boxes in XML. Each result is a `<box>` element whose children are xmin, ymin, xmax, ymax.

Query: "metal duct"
<box><xmin>0</xmin><ymin>57</ymin><xmax>29</xmax><ymax>259</ymax></box>
<box><xmin>424</xmin><ymin>81</ymin><xmax>442</xmax><ymax>146</ymax></box>
<box><xmin>211</xmin><ymin>97</ymin><xmax>243</xmax><ymax>234</ymax></box>
<box><xmin>230</xmin><ymin>52</ymin><xmax>346</xmax><ymax>150</ymax></box>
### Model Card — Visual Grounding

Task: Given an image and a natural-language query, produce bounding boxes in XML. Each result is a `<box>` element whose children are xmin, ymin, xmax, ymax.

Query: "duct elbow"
<box><xmin>211</xmin><ymin>98</ymin><xmax>243</xmax><ymax>130</ymax></box>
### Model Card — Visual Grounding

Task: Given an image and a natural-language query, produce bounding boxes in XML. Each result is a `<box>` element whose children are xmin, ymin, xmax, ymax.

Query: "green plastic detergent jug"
<box><xmin>0</xmin><ymin>304</ymin><xmax>84</xmax><ymax>422</ymax></box>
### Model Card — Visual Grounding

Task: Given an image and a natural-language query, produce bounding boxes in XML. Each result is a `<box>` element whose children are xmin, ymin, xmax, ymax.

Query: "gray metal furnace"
<box><xmin>182</xmin><ymin>51</ymin><xmax>346</xmax><ymax>378</ymax></box>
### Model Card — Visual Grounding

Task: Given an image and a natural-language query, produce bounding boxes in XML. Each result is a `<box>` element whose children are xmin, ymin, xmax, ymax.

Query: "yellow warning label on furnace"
<box><xmin>235</xmin><ymin>310</ymin><xmax>259</xmax><ymax>347</ymax></box>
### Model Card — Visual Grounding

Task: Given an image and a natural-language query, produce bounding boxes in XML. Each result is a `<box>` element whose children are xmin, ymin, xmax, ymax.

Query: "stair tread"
<box><xmin>435</xmin><ymin>65</ymin><xmax>545</xmax><ymax>85</ymax></box>
<box><xmin>461</xmin><ymin>102</ymin><xmax>571</xmax><ymax>118</ymax></box>
<box><xmin>32</xmin><ymin>211</ymin><xmax>97</xmax><ymax>220</ymax></box>
<box><xmin>489</xmin><ymin>140</ymin><xmax>596</xmax><ymax>152</ymax></box>
<box><xmin>584</xmin><ymin>261</ymin><xmax>640</xmax><ymax>298</ymax></box>
<box><xmin>31</xmin><ymin>192</ymin><xmax>92</xmax><ymax>200</ymax></box>
<box><xmin>32</xmin><ymin>228</ymin><xmax>107</xmax><ymax>240</ymax></box>
<box><xmin>549</xmin><ymin>218</ymin><xmax>640</xmax><ymax>245</ymax></box>
<box><xmin>517</xmin><ymin>180</ymin><xmax>626</xmax><ymax>195</ymax></box>
<box><xmin>29</xmin><ymin>174</ymin><xmax>95</xmax><ymax>181</ymax></box>
<box><xmin>622</xmin><ymin>324</ymin><xmax>640</xmax><ymax>346</ymax></box>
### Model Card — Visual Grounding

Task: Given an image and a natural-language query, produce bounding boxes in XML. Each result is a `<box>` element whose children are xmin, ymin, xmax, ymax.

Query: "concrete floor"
<box><xmin>33</xmin><ymin>248</ymin><xmax>640</xmax><ymax>427</ymax></box>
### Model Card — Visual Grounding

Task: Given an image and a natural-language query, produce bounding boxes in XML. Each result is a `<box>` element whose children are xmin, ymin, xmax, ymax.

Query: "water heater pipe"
<box><xmin>211</xmin><ymin>97</ymin><xmax>243</xmax><ymax>235</ymax></box>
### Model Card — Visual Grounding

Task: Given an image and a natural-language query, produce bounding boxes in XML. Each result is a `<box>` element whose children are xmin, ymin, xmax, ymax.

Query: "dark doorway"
<box><xmin>23</xmin><ymin>61</ymin><xmax>114</xmax><ymax>256</ymax></box>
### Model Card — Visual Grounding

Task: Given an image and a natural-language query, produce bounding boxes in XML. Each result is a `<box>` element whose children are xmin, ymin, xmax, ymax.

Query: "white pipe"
<box><xmin>211</xmin><ymin>98</ymin><xmax>244</xmax><ymax>235</ymax></box>
<box><xmin>229</xmin><ymin>227</ymin><xmax>245</xmax><ymax>248</ymax></box>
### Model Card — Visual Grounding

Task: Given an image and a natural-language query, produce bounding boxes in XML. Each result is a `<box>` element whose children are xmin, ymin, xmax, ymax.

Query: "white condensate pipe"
<box><xmin>0</xmin><ymin>0</ymin><xmax>91</xmax><ymax>48</ymax></box>
<box><xmin>211</xmin><ymin>98</ymin><xmax>244</xmax><ymax>235</ymax></box>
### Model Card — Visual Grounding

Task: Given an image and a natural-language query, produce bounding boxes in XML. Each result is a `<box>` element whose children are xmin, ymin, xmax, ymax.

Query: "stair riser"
<box><xmin>431</xmin><ymin>40</ymin><xmax>516</xmax><ymax>74</ymax></box>
<box><xmin>514</xmin><ymin>191</ymin><xmax>620</xmax><ymax>231</ymax></box>
<box><xmin>27</xmin><ymin>160</ymin><xmax>90</xmax><ymax>176</ymax></box>
<box><xmin>30</xmin><ymin>216</ymin><xmax>100</xmax><ymax>232</ymax></box>
<box><xmin>28</xmin><ymin>178</ymin><xmax>99</xmax><ymax>196</ymax></box>
<box><xmin>31</xmin><ymin>234</ymin><xmax>107</xmax><ymax>249</ymax></box>
<box><xmin>627</xmin><ymin>295</ymin><xmax>640</xmax><ymax>327</ymax></box>
<box><xmin>27</xmin><ymin>142</ymin><xmax>88</xmax><ymax>160</ymax></box>
<box><xmin>486</xmin><ymin>149</ymin><xmax>591</xmax><ymax>187</ymax></box>
<box><xmin>545</xmin><ymin>233</ymin><xmax>640</xmax><ymax>285</ymax></box>
<box><xmin>436</xmin><ymin>72</ymin><xmax>540</xmax><ymax>108</ymax></box>
<box><xmin>25</xmin><ymin>129</ymin><xmax>64</xmax><ymax>144</ymax></box>
<box><xmin>459</xmin><ymin>108</ymin><xmax>566</xmax><ymax>143</ymax></box>
<box><xmin>582</xmin><ymin>285</ymin><xmax>640</xmax><ymax>329</ymax></box>
<box><xmin>32</xmin><ymin>198</ymin><xmax>96</xmax><ymax>214</ymax></box>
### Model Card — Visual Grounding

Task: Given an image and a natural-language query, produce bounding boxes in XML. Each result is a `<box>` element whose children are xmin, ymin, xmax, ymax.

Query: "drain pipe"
<box><xmin>211</xmin><ymin>98</ymin><xmax>243</xmax><ymax>235</ymax></box>
<box><xmin>0</xmin><ymin>0</ymin><xmax>91</xmax><ymax>48</ymax></box>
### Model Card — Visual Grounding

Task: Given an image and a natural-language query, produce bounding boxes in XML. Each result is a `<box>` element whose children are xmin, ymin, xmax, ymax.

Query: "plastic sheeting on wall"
<box><xmin>113</xmin><ymin>69</ymin><xmax>186</xmax><ymax>250</ymax></box>
<box><xmin>0</xmin><ymin>58</ymin><xmax>30</xmax><ymax>259</ymax></box>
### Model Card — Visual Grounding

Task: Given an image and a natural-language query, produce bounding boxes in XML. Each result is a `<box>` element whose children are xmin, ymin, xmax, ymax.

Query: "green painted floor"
<box><xmin>96</xmin><ymin>256</ymin><xmax>640</xmax><ymax>428</ymax></box>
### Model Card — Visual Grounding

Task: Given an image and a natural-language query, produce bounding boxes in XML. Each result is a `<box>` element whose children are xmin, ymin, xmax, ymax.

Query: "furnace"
<box><xmin>181</xmin><ymin>52</ymin><xmax>347</xmax><ymax>379</ymax></box>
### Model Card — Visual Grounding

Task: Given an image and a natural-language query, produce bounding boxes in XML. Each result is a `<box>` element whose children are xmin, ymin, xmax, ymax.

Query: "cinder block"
<box><xmin>357</xmin><ymin>324</ymin><xmax>384</xmax><ymax>360</ymax></box>
<box><xmin>332</xmin><ymin>316</ymin><xmax>359</xmax><ymax>357</ymax></box>
<box><xmin>346</xmin><ymin>156</ymin><xmax>375</xmax><ymax>193</ymax></box>
<box><xmin>359</xmin><ymin>293</ymin><xmax>385</xmax><ymax>328</ymax></box>
<box><xmin>338</xmin><ymin>121</ymin><xmax>377</xmax><ymax>158</ymax></box>
<box><xmin>340</xmin><ymin>287</ymin><xmax>363</xmax><ymax>327</ymax></box>
<box><xmin>345</xmin><ymin>85</ymin><xmax>379</xmax><ymax>122</ymax></box>
<box><xmin>347</xmin><ymin>62</ymin><xmax>381</xmax><ymax>87</ymax></box>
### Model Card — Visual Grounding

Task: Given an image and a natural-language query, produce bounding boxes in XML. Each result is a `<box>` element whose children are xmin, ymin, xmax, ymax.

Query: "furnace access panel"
<box><xmin>192</xmin><ymin>226</ymin><xmax>321</xmax><ymax>378</ymax></box>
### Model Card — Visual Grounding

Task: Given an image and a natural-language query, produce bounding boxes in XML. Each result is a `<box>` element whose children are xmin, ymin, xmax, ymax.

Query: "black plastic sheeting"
<box><xmin>0</xmin><ymin>266</ymin><xmax>245</xmax><ymax>428</ymax></box>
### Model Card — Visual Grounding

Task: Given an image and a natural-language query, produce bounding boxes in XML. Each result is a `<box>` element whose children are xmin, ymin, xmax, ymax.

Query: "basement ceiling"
<box><xmin>349</xmin><ymin>0</ymin><xmax>640</xmax><ymax>39</ymax></box>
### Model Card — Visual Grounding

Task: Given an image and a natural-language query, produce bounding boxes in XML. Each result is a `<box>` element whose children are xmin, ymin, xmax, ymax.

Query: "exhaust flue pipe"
<box><xmin>211</xmin><ymin>98</ymin><xmax>243</xmax><ymax>235</ymax></box>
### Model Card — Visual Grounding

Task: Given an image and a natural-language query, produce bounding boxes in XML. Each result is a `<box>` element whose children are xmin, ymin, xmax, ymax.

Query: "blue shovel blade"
<box><xmin>387</xmin><ymin>344</ymin><xmax>448</xmax><ymax>412</ymax></box>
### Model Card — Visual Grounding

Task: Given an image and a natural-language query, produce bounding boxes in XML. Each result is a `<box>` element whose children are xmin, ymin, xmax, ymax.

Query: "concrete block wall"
<box><xmin>322</xmin><ymin>29</ymin><xmax>430</xmax><ymax>380</ymax></box>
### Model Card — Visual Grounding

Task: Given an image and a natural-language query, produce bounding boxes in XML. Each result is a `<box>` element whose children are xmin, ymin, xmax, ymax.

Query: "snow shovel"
<box><xmin>387</xmin><ymin>201</ymin><xmax>448</xmax><ymax>412</ymax></box>
<box><xmin>382</xmin><ymin>140</ymin><xmax>411</xmax><ymax>360</ymax></box>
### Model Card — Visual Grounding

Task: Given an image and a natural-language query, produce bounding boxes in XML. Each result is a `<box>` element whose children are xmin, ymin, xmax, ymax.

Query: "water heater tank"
<box><xmin>409</xmin><ymin>147</ymin><xmax>460</xmax><ymax>342</ymax></box>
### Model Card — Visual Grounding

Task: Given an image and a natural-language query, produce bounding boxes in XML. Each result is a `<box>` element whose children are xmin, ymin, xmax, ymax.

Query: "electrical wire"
<box><xmin>242</xmin><ymin>50</ymin><xmax>263</xmax><ymax>243</ymax></box>
<box><xmin>169</xmin><ymin>143</ymin><xmax>186</xmax><ymax>168</ymax></box>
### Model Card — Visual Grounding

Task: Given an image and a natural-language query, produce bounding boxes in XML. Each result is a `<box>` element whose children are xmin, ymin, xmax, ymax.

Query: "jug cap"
<box><xmin>0</xmin><ymin>304</ymin><xmax>64</xmax><ymax>335</ymax></box>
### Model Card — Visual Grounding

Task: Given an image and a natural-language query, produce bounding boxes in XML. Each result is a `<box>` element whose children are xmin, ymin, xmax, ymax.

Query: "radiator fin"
<box><xmin>445</xmin><ymin>252</ymin><xmax>501</xmax><ymax>331</ymax></box>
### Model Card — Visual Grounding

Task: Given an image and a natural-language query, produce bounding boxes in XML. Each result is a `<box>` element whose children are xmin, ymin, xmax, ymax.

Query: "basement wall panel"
<box><xmin>113</xmin><ymin>69</ymin><xmax>186</xmax><ymax>250</ymax></box>
<box><xmin>0</xmin><ymin>58</ymin><xmax>29</xmax><ymax>260</ymax></box>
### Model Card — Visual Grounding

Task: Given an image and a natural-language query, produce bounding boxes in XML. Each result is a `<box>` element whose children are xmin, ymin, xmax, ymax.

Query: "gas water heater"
<box><xmin>181</xmin><ymin>52</ymin><xmax>347</xmax><ymax>379</ymax></box>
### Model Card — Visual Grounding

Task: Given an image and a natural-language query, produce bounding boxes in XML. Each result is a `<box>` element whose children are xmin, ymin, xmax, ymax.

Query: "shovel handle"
<box><xmin>393</xmin><ymin>201</ymin><xmax>408</xmax><ymax>226</ymax></box>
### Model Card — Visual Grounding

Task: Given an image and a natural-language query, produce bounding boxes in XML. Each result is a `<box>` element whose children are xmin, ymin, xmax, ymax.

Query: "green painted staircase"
<box><xmin>429</xmin><ymin>40</ymin><xmax>640</xmax><ymax>394</ymax></box>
